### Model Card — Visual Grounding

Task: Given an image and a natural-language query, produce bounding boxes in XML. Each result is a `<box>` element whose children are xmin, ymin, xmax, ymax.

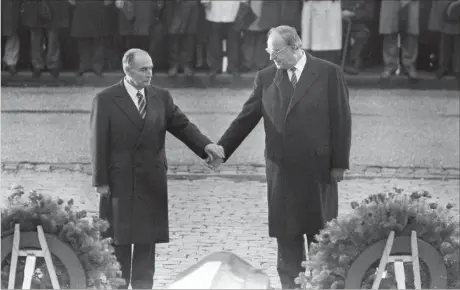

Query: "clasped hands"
<box><xmin>204</xmin><ymin>143</ymin><xmax>225</xmax><ymax>170</ymax></box>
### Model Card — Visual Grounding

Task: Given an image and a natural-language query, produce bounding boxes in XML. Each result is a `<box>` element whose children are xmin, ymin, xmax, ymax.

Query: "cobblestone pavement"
<box><xmin>2</xmin><ymin>168</ymin><xmax>459</xmax><ymax>289</ymax></box>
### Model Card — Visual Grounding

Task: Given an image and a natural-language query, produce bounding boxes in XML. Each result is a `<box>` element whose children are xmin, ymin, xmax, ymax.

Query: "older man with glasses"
<box><xmin>208</xmin><ymin>25</ymin><xmax>352</xmax><ymax>289</ymax></box>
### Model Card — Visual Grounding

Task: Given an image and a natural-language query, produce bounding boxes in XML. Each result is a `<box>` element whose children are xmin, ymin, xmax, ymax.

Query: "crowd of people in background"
<box><xmin>2</xmin><ymin>0</ymin><xmax>460</xmax><ymax>82</ymax></box>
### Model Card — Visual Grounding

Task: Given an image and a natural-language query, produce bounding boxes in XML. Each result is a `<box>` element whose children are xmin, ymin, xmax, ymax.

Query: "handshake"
<box><xmin>204</xmin><ymin>143</ymin><xmax>225</xmax><ymax>170</ymax></box>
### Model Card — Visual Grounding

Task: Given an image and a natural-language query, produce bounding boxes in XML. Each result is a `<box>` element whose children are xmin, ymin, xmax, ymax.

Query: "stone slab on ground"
<box><xmin>1</xmin><ymin>170</ymin><xmax>459</xmax><ymax>289</ymax></box>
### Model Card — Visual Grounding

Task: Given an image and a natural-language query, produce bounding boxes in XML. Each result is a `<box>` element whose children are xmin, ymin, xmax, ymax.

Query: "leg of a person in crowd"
<box><xmin>92</xmin><ymin>36</ymin><xmax>105</xmax><ymax>76</ymax></box>
<box><xmin>30</xmin><ymin>27</ymin><xmax>45</xmax><ymax>77</ymax></box>
<box><xmin>436</xmin><ymin>33</ymin><xmax>453</xmax><ymax>79</ymax></box>
<box><xmin>114</xmin><ymin>244</ymin><xmax>132</xmax><ymax>289</ymax></box>
<box><xmin>401</xmin><ymin>33</ymin><xmax>418</xmax><ymax>79</ymax></box>
<box><xmin>452</xmin><ymin>34</ymin><xmax>460</xmax><ymax>88</ymax></box>
<box><xmin>344</xmin><ymin>24</ymin><xmax>370</xmax><ymax>75</ymax></box>
<box><xmin>241</xmin><ymin>30</ymin><xmax>256</xmax><ymax>72</ymax></box>
<box><xmin>46</xmin><ymin>28</ymin><xmax>61</xmax><ymax>78</ymax></box>
<box><xmin>381</xmin><ymin>33</ymin><xmax>399</xmax><ymax>79</ymax></box>
<box><xmin>148</xmin><ymin>25</ymin><xmax>165</xmax><ymax>69</ymax></box>
<box><xmin>253</xmin><ymin>31</ymin><xmax>269</xmax><ymax>70</ymax></box>
<box><xmin>168</xmin><ymin>34</ymin><xmax>180</xmax><ymax>77</ymax></box>
<box><xmin>226</xmin><ymin>23</ymin><xmax>241</xmax><ymax>77</ymax></box>
<box><xmin>206</xmin><ymin>21</ymin><xmax>223</xmax><ymax>80</ymax></box>
<box><xmin>180</xmin><ymin>33</ymin><xmax>195</xmax><ymax>77</ymax></box>
<box><xmin>77</xmin><ymin>37</ymin><xmax>92</xmax><ymax>76</ymax></box>
<box><xmin>3</xmin><ymin>33</ymin><xmax>20</xmax><ymax>75</ymax></box>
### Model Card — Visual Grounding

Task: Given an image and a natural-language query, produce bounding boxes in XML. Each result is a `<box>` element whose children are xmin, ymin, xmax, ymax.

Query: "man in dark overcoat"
<box><xmin>258</xmin><ymin>1</ymin><xmax>303</xmax><ymax>34</ymax></box>
<box><xmin>210</xmin><ymin>26</ymin><xmax>352</xmax><ymax>289</ymax></box>
<box><xmin>21</xmin><ymin>0</ymin><xmax>70</xmax><ymax>78</ymax></box>
<box><xmin>341</xmin><ymin>0</ymin><xmax>377</xmax><ymax>75</ymax></box>
<box><xmin>2</xmin><ymin>0</ymin><xmax>22</xmax><ymax>75</ymax></box>
<box><xmin>90</xmin><ymin>48</ymin><xmax>224</xmax><ymax>289</ymax></box>
<box><xmin>69</xmin><ymin>0</ymin><xmax>113</xmax><ymax>76</ymax></box>
<box><xmin>115</xmin><ymin>0</ymin><xmax>166</xmax><ymax>62</ymax></box>
<box><xmin>428</xmin><ymin>0</ymin><xmax>460</xmax><ymax>79</ymax></box>
<box><xmin>164</xmin><ymin>0</ymin><xmax>200</xmax><ymax>77</ymax></box>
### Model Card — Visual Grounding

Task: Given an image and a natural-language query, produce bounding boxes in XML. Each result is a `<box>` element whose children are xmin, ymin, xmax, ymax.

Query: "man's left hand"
<box><xmin>331</xmin><ymin>168</ymin><xmax>346</xmax><ymax>183</ymax></box>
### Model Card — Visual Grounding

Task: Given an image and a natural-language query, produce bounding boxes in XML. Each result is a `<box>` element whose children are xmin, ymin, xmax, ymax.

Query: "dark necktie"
<box><xmin>136</xmin><ymin>91</ymin><xmax>146</xmax><ymax>119</ymax></box>
<box><xmin>290</xmin><ymin>67</ymin><xmax>297</xmax><ymax>89</ymax></box>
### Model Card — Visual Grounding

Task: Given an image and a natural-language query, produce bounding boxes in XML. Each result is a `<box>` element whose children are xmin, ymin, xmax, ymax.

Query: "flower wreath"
<box><xmin>296</xmin><ymin>188</ymin><xmax>460</xmax><ymax>289</ymax></box>
<box><xmin>1</xmin><ymin>185</ymin><xmax>124</xmax><ymax>289</ymax></box>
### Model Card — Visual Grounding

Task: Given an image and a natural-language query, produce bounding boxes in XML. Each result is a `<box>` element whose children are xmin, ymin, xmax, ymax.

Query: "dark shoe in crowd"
<box><xmin>435</xmin><ymin>67</ymin><xmax>449</xmax><ymax>79</ymax></box>
<box><xmin>168</xmin><ymin>65</ymin><xmax>178</xmax><ymax>77</ymax></box>
<box><xmin>32</xmin><ymin>68</ymin><xmax>41</xmax><ymax>78</ymax></box>
<box><xmin>50</xmin><ymin>68</ymin><xmax>59</xmax><ymax>79</ymax></box>
<box><xmin>7</xmin><ymin>66</ymin><xmax>17</xmax><ymax>76</ymax></box>
<box><xmin>380</xmin><ymin>69</ymin><xmax>395</xmax><ymax>80</ymax></box>
<box><xmin>406</xmin><ymin>68</ymin><xmax>417</xmax><ymax>80</ymax></box>
<box><xmin>344</xmin><ymin>65</ymin><xmax>360</xmax><ymax>75</ymax></box>
<box><xmin>93</xmin><ymin>68</ymin><xmax>103</xmax><ymax>77</ymax></box>
<box><xmin>184</xmin><ymin>65</ymin><xmax>194</xmax><ymax>78</ymax></box>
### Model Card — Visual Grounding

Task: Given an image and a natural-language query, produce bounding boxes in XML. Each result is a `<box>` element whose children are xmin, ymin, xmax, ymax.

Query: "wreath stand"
<box><xmin>345</xmin><ymin>230</ymin><xmax>448</xmax><ymax>289</ymax></box>
<box><xmin>7</xmin><ymin>224</ymin><xmax>60</xmax><ymax>289</ymax></box>
<box><xmin>371</xmin><ymin>231</ymin><xmax>421</xmax><ymax>289</ymax></box>
<box><xmin>2</xmin><ymin>223</ymin><xmax>87</xmax><ymax>289</ymax></box>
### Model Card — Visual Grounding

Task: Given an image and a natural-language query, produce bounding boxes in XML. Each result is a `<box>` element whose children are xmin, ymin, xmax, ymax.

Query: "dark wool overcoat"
<box><xmin>90</xmin><ymin>80</ymin><xmax>212</xmax><ymax>245</ymax></box>
<box><xmin>258</xmin><ymin>0</ymin><xmax>303</xmax><ymax>32</ymax></box>
<box><xmin>70</xmin><ymin>0</ymin><xmax>113</xmax><ymax>38</ymax></box>
<box><xmin>1</xmin><ymin>0</ymin><xmax>22</xmax><ymax>36</ymax></box>
<box><xmin>118</xmin><ymin>0</ymin><xmax>164</xmax><ymax>36</ymax></box>
<box><xmin>164</xmin><ymin>0</ymin><xmax>200</xmax><ymax>34</ymax></box>
<box><xmin>21</xmin><ymin>0</ymin><xmax>70</xmax><ymax>28</ymax></box>
<box><xmin>218</xmin><ymin>53</ymin><xmax>352</xmax><ymax>237</ymax></box>
<box><xmin>428</xmin><ymin>0</ymin><xmax>460</xmax><ymax>35</ymax></box>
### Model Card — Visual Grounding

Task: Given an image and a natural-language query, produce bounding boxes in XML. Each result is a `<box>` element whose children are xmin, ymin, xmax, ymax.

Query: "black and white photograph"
<box><xmin>1</xmin><ymin>0</ymin><xmax>459</xmax><ymax>289</ymax></box>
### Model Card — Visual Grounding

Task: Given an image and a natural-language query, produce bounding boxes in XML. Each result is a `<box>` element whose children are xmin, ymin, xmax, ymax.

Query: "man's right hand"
<box><xmin>96</xmin><ymin>185</ymin><xmax>110</xmax><ymax>196</ymax></box>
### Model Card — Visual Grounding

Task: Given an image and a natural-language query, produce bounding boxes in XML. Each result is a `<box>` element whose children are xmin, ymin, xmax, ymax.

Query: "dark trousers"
<box><xmin>77</xmin><ymin>37</ymin><xmax>105</xmax><ymax>73</ymax></box>
<box><xmin>169</xmin><ymin>33</ymin><xmax>195</xmax><ymax>68</ymax></box>
<box><xmin>438</xmin><ymin>33</ymin><xmax>460</xmax><ymax>73</ymax></box>
<box><xmin>115</xmin><ymin>243</ymin><xmax>156</xmax><ymax>289</ymax></box>
<box><xmin>29</xmin><ymin>27</ymin><xmax>60</xmax><ymax>70</ymax></box>
<box><xmin>382</xmin><ymin>33</ymin><xmax>418</xmax><ymax>72</ymax></box>
<box><xmin>207</xmin><ymin>21</ymin><xmax>241</xmax><ymax>73</ymax></box>
<box><xmin>241</xmin><ymin>30</ymin><xmax>269</xmax><ymax>71</ymax></box>
<box><xmin>277</xmin><ymin>234</ymin><xmax>316</xmax><ymax>289</ymax></box>
<box><xmin>346</xmin><ymin>23</ymin><xmax>371</xmax><ymax>65</ymax></box>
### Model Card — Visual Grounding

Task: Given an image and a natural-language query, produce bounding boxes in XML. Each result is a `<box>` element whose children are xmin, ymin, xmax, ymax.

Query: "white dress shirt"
<box><xmin>287</xmin><ymin>51</ymin><xmax>307</xmax><ymax>81</ymax></box>
<box><xmin>123</xmin><ymin>77</ymin><xmax>145</xmax><ymax>111</ymax></box>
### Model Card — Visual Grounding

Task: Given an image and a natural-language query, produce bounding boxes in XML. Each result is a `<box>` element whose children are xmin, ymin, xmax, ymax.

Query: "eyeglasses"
<box><xmin>265</xmin><ymin>45</ymin><xmax>288</xmax><ymax>58</ymax></box>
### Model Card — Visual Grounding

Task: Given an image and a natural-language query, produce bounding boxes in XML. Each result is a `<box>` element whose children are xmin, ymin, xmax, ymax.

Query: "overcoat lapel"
<box><xmin>112</xmin><ymin>80</ymin><xmax>144</xmax><ymax>130</ymax></box>
<box><xmin>286</xmin><ymin>53</ymin><xmax>319</xmax><ymax>115</ymax></box>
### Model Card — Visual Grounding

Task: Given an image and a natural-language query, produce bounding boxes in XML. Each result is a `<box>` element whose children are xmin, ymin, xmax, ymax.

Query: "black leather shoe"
<box><xmin>435</xmin><ymin>67</ymin><xmax>449</xmax><ymax>79</ymax></box>
<box><xmin>8</xmin><ymin>66</ymin><xmax>17</xmax><ymax>76</ymax></box>
<box><xmin>32</xmin><ymin>69</ymin><xmax>41</xmax><ymax>78</ymax></box>
<box><xmin>50</xmin><ymin>68</ymin><xmax>59</xmax><ymax>78</ymax></box>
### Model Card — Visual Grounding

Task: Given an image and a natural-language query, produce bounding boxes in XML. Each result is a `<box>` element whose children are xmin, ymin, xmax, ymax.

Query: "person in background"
<box><xmin>195</xmin><ymin>3</ymin><xmax>209</xmax><ymax>71</ymax></box>
<box><xmin>428</xmin><ymin>0</ymin><xmax>460</xmax><ymax>79</ymax></box>
<box><xmin>258</xmin><ymin>0</ymin><xmax>303</xmax><ymax>35</ymax></box>
<box><xmin>201</xmin><ymin>0</ymin><xmax>242</xmax><ymax>81</ymax></box>
<box><xmin>21</xmin><ymin>0</ymin><xmax>70</xmax><ymax>78</ymax></box>
<box><xmin>69</xmin><ymin>0</ymin><xmax>113</xmax><ymax>77</ymax></box>
<box><xmin>1</xmin><ymin>0</ymin><xmax>22</xmax><ymax>75</ymax></box>
<box><xmin>115</xmin><ymin>0</ymin><xmax>165</xmax><ymax>59</ymax></box>
<box><xmin>164</xmin><ymin>0</ymin><xmax>200</xmax><ymax>78</ymax></box>
<box><xmin>301</xmin><ymin>0</ymin><xmax>343</xmax><ymax>65</ymax></box>
<box><xmin>341</xmin><ymin>0</ymin><xmax>376</xmax><ymax>75</ymax></box>
<box><xmin>241</xmin><ymin>0</ymin><xmax>270</xmax><ymax>72</ymax></box>
<box><xmin>379</xmin><ymin>0</ymin><xmax>420</xmax><ymax>80</ymax></box>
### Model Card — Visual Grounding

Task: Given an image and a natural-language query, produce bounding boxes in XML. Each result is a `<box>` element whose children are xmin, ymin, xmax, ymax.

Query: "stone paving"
<box><xmin>1</xmin><ymin>167</ymin><xmax>459</xmax><ymax>289</ymax></box>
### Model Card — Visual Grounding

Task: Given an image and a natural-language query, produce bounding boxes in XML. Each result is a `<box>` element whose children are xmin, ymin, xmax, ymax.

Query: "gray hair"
<box><xmin>122</xmin><ymin>48</ymin><xmax>146</xmax><ymax>74</ymax></box>
<box><xmin>267</xmin><ymin>25</ymin><xmax>302</xmax><ymax>50</ymax></box>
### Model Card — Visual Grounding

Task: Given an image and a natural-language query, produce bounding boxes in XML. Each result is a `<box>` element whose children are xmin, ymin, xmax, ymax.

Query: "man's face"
<box><xmin>266</xmin><ymin>32</ymin><xmax>297</xmax><ymax>69</ymax></box>
<box><xmin>126</xmin><ymin>52</ymin><xmax>153</xmax><ymax>88</ymax></box>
